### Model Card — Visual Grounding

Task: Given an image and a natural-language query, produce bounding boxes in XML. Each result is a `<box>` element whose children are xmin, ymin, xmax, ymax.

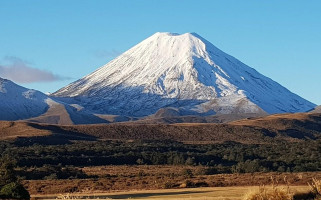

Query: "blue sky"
<box><xmin>0</xmin><ymin>0</ymin><xmax>320</xmax><ymax>104</ymax></box>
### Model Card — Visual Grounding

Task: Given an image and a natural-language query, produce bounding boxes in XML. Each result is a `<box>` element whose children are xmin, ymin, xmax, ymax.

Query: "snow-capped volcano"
<box><xmin>53</xmin><ymin>32</ymin><xmax>316</xmax><ymax>117</ymax></box>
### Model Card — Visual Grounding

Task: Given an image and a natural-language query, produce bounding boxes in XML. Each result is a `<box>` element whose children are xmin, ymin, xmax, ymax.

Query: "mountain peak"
<box><xmin>152</xmin><ymin>32</ymin><xmax>198</xmax><ymax>37</ymax></box>
<box><xmin>150</xmin><ymin>32</ymin><xmax>209</xmax><ymax>43</ymax></box>
<box><xmin>52</xmin><ymin>32</ymin><xmax>315</xmax><ymax>117</ymax></box>
<box><xmin>0</xmin><ymin>76</ymin><xmax>10</xmax><ymax>83</ymax></box>
<box><xmin>147</xmin><ymin>32</ymin><xmax>210</xmax><ymax>49</ymax></box>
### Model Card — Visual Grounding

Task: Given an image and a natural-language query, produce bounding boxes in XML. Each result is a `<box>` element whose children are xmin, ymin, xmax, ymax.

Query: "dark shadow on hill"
<box><xmin>260</xmin><ymin>128</ymin><xmax>277</xmax><ymax>138</ymax></box>
<box><xmin>300</xmin><ymin>115</ymin><xmax>321</xmax><ymax>132</ymax></box>
<box><xmin>279</xmin><ymin>129</ymin><xmax>316</xmax><ymax>140</ymax></box>
<box><xmin>276</xmin><ymin>115</ymin><xmax>321</xmax><ymax>139</ymax></box>
<box><xmin>14</xmin><ymin>123</ymin><xmax>97</xmax><ymax>146</ymax></box>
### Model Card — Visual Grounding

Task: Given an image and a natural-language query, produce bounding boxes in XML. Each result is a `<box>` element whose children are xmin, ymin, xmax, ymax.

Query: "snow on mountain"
<box><xmin>52</xmin><ymin>32</ymin><xmax>316</xmax><ymax>117</ymax></box>
<box><xmin>0</xmin><ymin>77</ymin><xmax>109</xmax><ymax>124</ymax></box>
<box><xmin>0</xmin><ymin>77</ymin><xmax>49</xmax><ymax>120</ymax></box>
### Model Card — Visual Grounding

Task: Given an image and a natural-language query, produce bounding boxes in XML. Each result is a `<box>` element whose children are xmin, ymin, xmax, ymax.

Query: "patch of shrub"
<box><xmin>181</xmin><ymin>168</ymin><xmax>193</xmax><ymax>178</ymax></box>
<box><xmin>0</xmin><ymin>155</ymin><xmax>17</xmax><ymax>187</ymax></box>
<box><xmin>293</xmin><ymin>192</ymin><xmax>315</xmax><ymax>200</ymax></box>
<box><xmin>137</xmin><ymin>170</ymin><xmax>145</xmax><ymax>177</ymax></box>
<box><xmin>180</xmin><ymin>180</ymin><xmax>194</xmax><ymax>188</ymax></box>
<box><xmin>21</xmin><ymin>165</ymin><xmax>89</xmax><ymax>180</ymax></box>
<box><xmin>44</xmin><ymin>173</ymin><xmax>58</xmax><ymax>180</ymax></box>
<box><xmin>195</xmin><ymin>167</ymin><xmax>217</xmax><ymax>175</ymax></box>
<box><xmin>0</xmin><ymin>182</ymin><xmax>30</xmax><ymax>199</ymax></box>
<box><xmin>163</xmin><ymin>181</ymin><xmax>176</xmax><ymax>189</ymax></box>
<box><xmin>194</xmin><ymin>181</ymin><xmax>209</xmax><ymax>187</ymax></box>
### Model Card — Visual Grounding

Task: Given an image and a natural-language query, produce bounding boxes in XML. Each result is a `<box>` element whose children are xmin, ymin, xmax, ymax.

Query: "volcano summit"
<box><xmin>52</xmin><ymin>32</ymin><xmax>315</xmax><ymax>117</ymax></box>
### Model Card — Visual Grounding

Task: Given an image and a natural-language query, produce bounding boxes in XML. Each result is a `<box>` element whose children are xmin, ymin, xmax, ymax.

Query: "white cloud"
<box><xmin>0</xmin><ymin>56</ymin><xmax>69</xmax><ymax>83</ymax></box>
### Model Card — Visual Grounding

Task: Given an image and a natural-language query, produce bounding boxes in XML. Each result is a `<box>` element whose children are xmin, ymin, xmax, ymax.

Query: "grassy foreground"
<box><xmin>31</xmin><ymin>186</ymin><xmax>310</xmax><ymax>200</ymax></box>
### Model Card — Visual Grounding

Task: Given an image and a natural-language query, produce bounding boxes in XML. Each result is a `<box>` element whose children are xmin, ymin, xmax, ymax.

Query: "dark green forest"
<box><xmin>1</xmin><ymin>138</ymin><xmax>321</xmax><ymax>181</ymax></box>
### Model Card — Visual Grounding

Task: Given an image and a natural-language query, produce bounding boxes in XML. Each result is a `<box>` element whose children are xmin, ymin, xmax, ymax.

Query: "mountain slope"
<box><xmin>0</xmin><ymin>77</ymin><xmax>108</xmax><ymax>124</ymax></box>
<box><xmin>0</xmin><ymin>77</ymin><xmax>49</xmax><ymax>120</ymax></box>
<box><xmin>26</xmin><ymin>99</ymin><xmax>108</xmax><ymax>125</ymax></box>
<box><xmin>53</xmin><ymin>32</ymin><xmax>315</xmax><ymax>117</ymax></box>
<box><xmin>310</xmin><ymin>105</ymin><xmax>321</xmax><ymax>113</ymax></box>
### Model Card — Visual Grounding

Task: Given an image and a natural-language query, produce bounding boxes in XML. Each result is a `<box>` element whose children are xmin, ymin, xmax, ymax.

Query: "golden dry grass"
<box><xmin>229</xmin><ymin>112</ymin><xmax>319</xmax><ymax>128</ymax></box>
<box><xmin>0</xmin><ymin>121</ymin><xmax>51</xmax><ymax>140</ymax></box>
<box><xmin>242</xmin><ymin>177</ymin><xmax>321</xmax><ymax>200</ymax></box>
<box><xmin>309</xmin><ymin>178</ymin><xmax>321</xmax><ymax>199</ymax></box>
<box><xmin>243</xmin><ymin>185</ymin><xmax>293</xmax><ymax>200</ymax></box>
<box><xmin>31</xmin><ymin>186</ymin><xmax>310</xmax><ymax>200</ymax></box>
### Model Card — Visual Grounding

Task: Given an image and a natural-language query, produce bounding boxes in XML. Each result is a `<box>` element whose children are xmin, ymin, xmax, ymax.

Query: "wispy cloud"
<box><xmin>94</xmin><ymin>49</ymin><xmax>134</xmax><ymax>60</ymax></box>
<box><xmin>94</xmin><ymin>49</ymin><xmax>122</xmax><ymax>59</ymax></box>
<box><xmin>0</xmin><ymin>56</ymin><xmax>70</xmax><ymax>83</ymax></box>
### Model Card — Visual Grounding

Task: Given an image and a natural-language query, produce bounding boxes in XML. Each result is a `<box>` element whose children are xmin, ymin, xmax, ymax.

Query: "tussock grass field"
<box><xmin>23</xmin><ymin>167</ymin><xmax>321</xmax><ymax>195</ymax></box>
<box><xmin>31</xmin><ymin>186</ymin><xmax>310</xmax><ymax>200</ymax></box>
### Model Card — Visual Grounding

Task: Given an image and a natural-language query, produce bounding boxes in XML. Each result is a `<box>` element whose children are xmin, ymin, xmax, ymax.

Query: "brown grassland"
<box><xmin>31</xmin><ymin>186</ymin><xmax>311</xmax><ymax>200</ymax></box>
<box><xmin>1</xmin><ymin>112</ymin><xmax>321</xmax><ymax>143</ymax></box>
<box><xmin>23</xmin><ymin>165</ymin><xmax>321</xmax><ymax>196</ymax></box>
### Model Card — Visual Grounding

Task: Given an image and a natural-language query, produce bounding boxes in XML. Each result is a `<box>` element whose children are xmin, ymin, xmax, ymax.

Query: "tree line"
<box><xmin>1</xmin><ymin>139</ymin><xmax>321</xmax><ymax>176</ymax></box>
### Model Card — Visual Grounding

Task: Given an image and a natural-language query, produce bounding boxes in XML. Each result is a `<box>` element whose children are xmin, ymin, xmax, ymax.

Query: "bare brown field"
<box><xmin>23</xmin><ymin>165</ymin><xmax>321</xmax><ymax>195</ymax></box>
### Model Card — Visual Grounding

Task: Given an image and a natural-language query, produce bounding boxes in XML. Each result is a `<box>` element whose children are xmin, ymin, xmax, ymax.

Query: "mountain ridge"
<box><xmin>0</xmin><ymin>77</ymin><xmax>109</xmax><ymax>124</ymax></box>
<box><xmin>0</xmin><ymin>77</ymin><xmax>49</xmax><ymax>120</ymax></box>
